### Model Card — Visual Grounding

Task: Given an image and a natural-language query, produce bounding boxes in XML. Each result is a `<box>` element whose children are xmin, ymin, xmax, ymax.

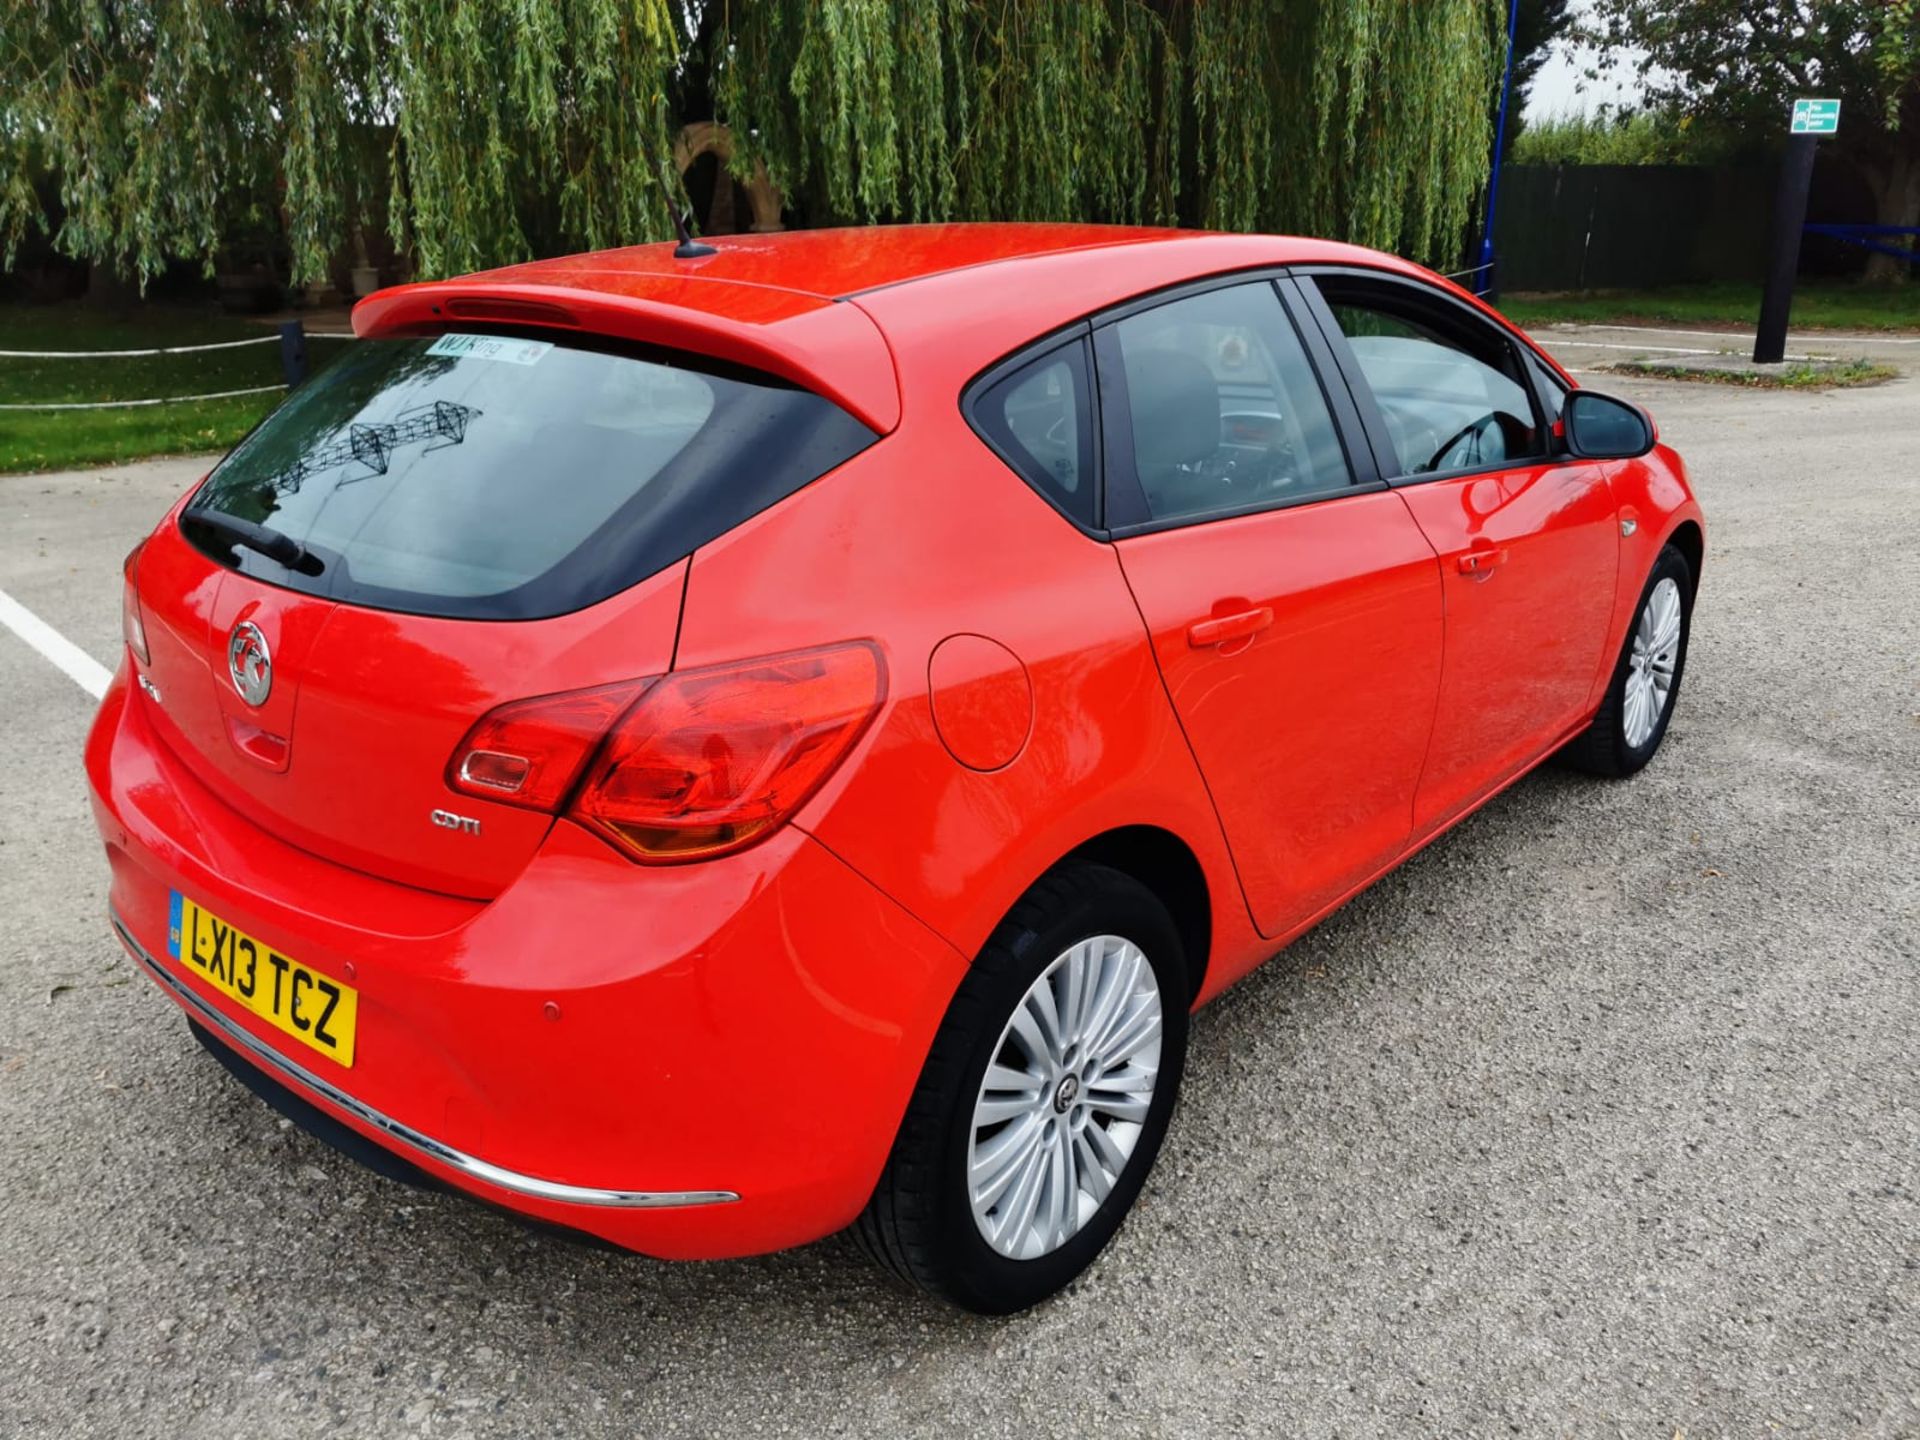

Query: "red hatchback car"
<box><xmin>89</xmin><ymin>224</ymin><xmax>1702</xmax><ymax>1313</ymax></box>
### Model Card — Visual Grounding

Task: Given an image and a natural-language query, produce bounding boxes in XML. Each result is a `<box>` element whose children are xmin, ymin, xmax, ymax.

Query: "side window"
<box><xmin>1108</xmin><ymin>282</ymin><xmax>1354</xmax><ymax>525</ymax></box>
<box><xmin>970</xmin><ymin>339</ymin><xmax>1096</xmax><ymax>526</ymax></box>
<box><xmin>1313</xmin><ymin>278</ymin><xmax>1546</xmax><ymax>478</ymax></box>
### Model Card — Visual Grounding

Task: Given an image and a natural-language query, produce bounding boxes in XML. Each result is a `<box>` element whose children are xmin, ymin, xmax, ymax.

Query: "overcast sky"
<box><xmin>1522</xmin><ymin>2</ymin><xmax>1653</xmax><ymax>121</ymax></box>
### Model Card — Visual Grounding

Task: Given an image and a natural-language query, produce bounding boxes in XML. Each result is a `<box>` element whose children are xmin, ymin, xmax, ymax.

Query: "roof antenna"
<box><xmin>664</xmin><ymin>175</ymin><xmax>717</xmax><ymax>258</ymax></box>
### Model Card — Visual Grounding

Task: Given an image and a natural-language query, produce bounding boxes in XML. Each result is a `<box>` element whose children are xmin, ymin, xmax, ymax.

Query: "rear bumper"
<box><xmin>86</xmin><ymin>670</ymin><xmax>969</xmax><ymax>1258</ymax></box>
<box><xmin>111</xmin><ymin>915</ymin><xmax>737</xmax><ymax>1210</ymax></box>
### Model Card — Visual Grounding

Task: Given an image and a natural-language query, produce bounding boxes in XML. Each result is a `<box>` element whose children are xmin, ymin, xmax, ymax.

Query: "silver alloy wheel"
<box><xmin>968</xmin><ymin>934</ymin><xmax>1163</xmax><ymax>1261</ymax></box>
<box><xmin>1623</xmin><ymin>576</ymin><xmax>1683</xmax><ymax>748</ymax></box>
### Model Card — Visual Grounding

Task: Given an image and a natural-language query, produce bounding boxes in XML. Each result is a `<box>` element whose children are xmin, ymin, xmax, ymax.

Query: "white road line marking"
<box><xmin>0</xmin><ymin>588</ymin><xmax>113</xmax><ymax>699</ymax></box>
<box><xmin>1545</xmin><ymin>323</ymin><xmax>1920</xmax><ymax>346</ymax></box>
<box><xmin>1547</xmin><ymin>339</ymin><xmax>1819</xmax><ymax>361</ymax></box>
<box><xmin>1547</xmin><ymin>340</ymin><xmax>1725</xmax><ymax>355</ymax></box>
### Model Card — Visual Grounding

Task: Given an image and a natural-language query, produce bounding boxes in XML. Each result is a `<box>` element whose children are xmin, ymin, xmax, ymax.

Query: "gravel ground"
<box><xmin>1</xmin><ymin>358</ymin><xmax>1916</xmax><ymax>1438</ymax></box>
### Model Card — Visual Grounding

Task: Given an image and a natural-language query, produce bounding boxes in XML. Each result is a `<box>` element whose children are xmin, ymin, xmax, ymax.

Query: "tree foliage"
<box><xmin>1511</xmin><ymin>107</ymin><xmax>1749</xmax><ymax>167</ymax></box>
<box><xmin>1</xmin><ymin>0</ymin><xmax>1504</xmax><ymax>288</ymax></box>
<box><xmin>1</xmin><ymin>1</ymin><xmax>687</xmax><ymax>285</ymax></box>
<box><xmin>1502</xmin><ymin>0</ymin><xmax>1577</xmax><ymax>156</ymax></box>
<box><xmin>717</xmin><ymin>0</ymin><xmax>1501</xmax><ymax>261</ymax></box>
<box><xmin>1579</xmin><ymin>1</ymin><xmax>1920</xmax><ymax>276</ymax></box>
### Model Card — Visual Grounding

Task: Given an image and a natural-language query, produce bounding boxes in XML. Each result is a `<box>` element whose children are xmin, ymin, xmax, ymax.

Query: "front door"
<box><xmin>1303</xmin><ymin>273</ymin><xmax>1620</xmax><ymax>835</ymax></box>
<box><xmin>1100</xmin><ymin>280</ymin><xmax>1444</xmax><ymax>939</ymax></box>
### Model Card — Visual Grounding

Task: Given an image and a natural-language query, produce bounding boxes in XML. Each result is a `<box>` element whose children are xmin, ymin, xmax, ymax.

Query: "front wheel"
<box><xmin>853</xmin><ymin>863</ymin><xmax>1188</xmax><ymax>1314</ymax></box>
<box><xmin>1563</xmin><ymin>542</ymin><xmax>1694</xmax><ymax>777</ymax></box>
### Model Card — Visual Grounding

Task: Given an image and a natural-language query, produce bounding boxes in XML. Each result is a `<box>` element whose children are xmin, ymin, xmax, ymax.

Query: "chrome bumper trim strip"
<box><xmin>111</xmin><ymin>913</ymin><xmax>739</xmax><ymax>1210</ymax></box>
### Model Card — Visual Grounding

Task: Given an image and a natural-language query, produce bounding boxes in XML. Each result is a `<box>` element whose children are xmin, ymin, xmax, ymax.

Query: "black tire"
<box><xmin>1562</xmin><ymin>542</ymin><xmax>1694</xmax><ymax>778</ymax></box>
<box><xmin>852</xmin><ymin>862</ymin><xmax>1189</xmax><ymax>1314</ymax></box>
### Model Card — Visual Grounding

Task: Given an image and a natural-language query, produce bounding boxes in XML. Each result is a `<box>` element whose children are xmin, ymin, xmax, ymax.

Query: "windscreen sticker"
<box><xmin>427</xmin><ymin>332</ymin><xmax>553</xmax><ymax>366</ymax></box>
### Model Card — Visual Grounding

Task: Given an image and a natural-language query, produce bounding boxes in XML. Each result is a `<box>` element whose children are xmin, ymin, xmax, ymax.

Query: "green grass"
<box><xmin>1498</xmin><ymin>281</ymin><xmax>1920</xmax><ymax>334</ymax></box>
<box><xmin>0</xmin><ymin>303</ymin><xmax>351</xmax><ymax>475</ymax></box>
<box><xmin>1603</xmin><ymin>357</ymin><xmax>1898</xmax><ymax>390</ymax></box>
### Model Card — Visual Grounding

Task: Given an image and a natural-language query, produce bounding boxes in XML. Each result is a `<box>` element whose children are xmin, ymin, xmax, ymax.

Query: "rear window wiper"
<box><xmin>183</xmin><ymin>510</ymin><xmax>325</xmax><ymax>576</ymax></box>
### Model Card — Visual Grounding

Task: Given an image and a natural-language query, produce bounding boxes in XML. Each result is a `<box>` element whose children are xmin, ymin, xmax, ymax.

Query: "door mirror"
<box><xmin>1561</xmin><ymin>390</ymin><xmax>1655</xmax><ymax>460</ymax></box>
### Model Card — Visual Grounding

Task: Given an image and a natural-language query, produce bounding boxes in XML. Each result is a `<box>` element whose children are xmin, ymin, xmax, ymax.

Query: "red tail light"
<box><xmin>443</xmin><ymin>644</ymin><xmax>886</xmax><ymax>864</ymax></box>
<box><xmin>122</xmin><ymin>542</ymin><xmax>150</xmax><ymax>665</ymax></box>
<box><xmin>446</xmin><ymin>681</ymin><xmax>648</xmax><ymax>812</ymax></box>
<box><xmin>573</xmin><ymin>642</ymin><xmax>885</xmax><ymax>863</ymax></box>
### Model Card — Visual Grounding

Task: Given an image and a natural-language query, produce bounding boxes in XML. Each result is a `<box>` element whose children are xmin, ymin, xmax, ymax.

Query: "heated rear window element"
<box><xmin>181</xmin><ymin>333</ymin><xmax>876</xmax><ymax>620</ymax></box>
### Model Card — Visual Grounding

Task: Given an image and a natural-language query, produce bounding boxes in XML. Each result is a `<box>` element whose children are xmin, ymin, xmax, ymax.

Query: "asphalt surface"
<box><xmin>1533</xmin><ymin>319</ymin><xmax>1920</xmax><ymax>371</ymax></box>
<box><xmin>2</xmin><ymin>342</ymin><xmax>1916</xmax><ymax>1438</ymax></box>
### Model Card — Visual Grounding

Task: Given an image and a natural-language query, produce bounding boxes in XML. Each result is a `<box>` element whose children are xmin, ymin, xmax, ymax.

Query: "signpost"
<box><xmin>1756</xmin><ymin>99</ymin><xmax>1841</xmax><ymax>363</ymax></box>
<box><xmin>1790</xmin><ymin>98</ymin><xmax>1841</xmax><ymax>135</ymax></box>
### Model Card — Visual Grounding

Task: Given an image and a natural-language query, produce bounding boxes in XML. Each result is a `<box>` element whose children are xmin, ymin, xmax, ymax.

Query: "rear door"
<box><xmin>1100</xmin><ymin>278</ymin><xmax>1444</xmax><ymax>939</ymax></box>
<box><xmin>1299</xmin><ymin>271</ymin><xmax>1619</xmax><ymax>835</ymax></box>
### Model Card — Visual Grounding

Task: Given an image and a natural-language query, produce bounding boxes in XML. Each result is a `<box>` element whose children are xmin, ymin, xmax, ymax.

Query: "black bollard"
<box><xmin>278</xmin><ymin>320</ymin><xmax>309</xmax><ymax>389</ymax></box>
<box><xmin>1753</xmin><ymin>136</ymin><xmax>1818</xmax><ymax>365</ymax></box>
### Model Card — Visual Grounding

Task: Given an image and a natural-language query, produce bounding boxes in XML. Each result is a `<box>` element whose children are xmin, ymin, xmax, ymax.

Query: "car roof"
<box><xmin>469</xmin><ymin>223</ymin><xmax>1188</xmax><ymax>301</ymax></box>
<box><xmin>352</xmin><ymin>225</ymin><xmax>1474</xmax><ymax>434</ymax></box>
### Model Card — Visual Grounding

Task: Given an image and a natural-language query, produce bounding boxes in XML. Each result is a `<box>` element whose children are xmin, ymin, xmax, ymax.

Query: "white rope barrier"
<box><xmin>0</xmin><ymin>331</ymin><xmax>353</xmax><ymax>358</ymax></box>
<box><xmin>0</xmin><ymin>383</ymin><xmax>286</xmax><ymax>411</ymax></box>
<box><xmin>0</xmin><ymin>335</ymin><xmax>281</xmax><ymax>358</ymax></box>
<box><xmin>0</xmin><ymin>328</ymin><xmax>358</xmax><ymax>407</ymax></box>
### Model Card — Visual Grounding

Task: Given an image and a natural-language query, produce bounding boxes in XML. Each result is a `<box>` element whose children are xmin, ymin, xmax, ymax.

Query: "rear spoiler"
<box><xmin>353</xmin><ymin>279</ymin><xmax>901</xmax><ymax>433</ymax></box>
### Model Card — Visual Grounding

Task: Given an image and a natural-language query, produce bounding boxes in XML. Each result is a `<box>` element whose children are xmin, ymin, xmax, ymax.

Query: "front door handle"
<box><xmin>1187</xmin><ymin>607</ymin><xmax>1274</xmax><ymax>648</ymax></box>
<box><xmin>1457</xmin><ymin>546</ymin><xmax>1509</xmax><ymax>576</ymax></box>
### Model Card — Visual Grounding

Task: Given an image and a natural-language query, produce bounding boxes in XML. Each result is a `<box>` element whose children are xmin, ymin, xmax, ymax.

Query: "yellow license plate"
<box><xmin>168</xmin><ymin>891</ymin><xmax>357</xmax><ymax>1067</ymax></box>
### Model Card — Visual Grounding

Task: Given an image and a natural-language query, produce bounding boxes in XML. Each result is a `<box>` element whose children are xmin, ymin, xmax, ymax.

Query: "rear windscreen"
<box><xmin>181</xmin><ymin>332</ymin><xmax>876</xmax><ymax>619</ymax></box>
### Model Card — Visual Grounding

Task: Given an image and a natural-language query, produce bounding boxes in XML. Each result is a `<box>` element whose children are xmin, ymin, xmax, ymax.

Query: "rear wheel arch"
<box><xmin>1060</xmin><ymin>825</ymin><xmax>1212</xmax><ymax>1005</ymax></box>
<box><xmin>853</xmin><ymin>859</ymin><xmax>1190</xmax><ymax>1312</ymax></box>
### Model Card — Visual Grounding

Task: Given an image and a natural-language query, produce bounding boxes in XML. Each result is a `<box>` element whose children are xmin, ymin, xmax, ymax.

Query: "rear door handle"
<box><xmin>1187</xmin><ymin>607</ymin><xmax>1273</xmax><ymax>648</ymax></box>
<box><xmin>1456</xmin><ymin>547</ymin><xmax>1509</xmax><ymax>576</ymax></box>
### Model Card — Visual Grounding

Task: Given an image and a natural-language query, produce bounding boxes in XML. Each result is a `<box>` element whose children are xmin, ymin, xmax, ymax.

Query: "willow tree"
<box><xmin>1</xmin><ymin>0</ymin><xmax>1501</xmax><ymax>289</ymax></box>
<box><xmin>1</xmin><ymin>0</ymin><xmax>687</xmax><ymax>286</ymax></box>
<box><xmin>710</xmin><ymin>0</ymin><xmax>1500</xmax><ymax>260</ymax></box>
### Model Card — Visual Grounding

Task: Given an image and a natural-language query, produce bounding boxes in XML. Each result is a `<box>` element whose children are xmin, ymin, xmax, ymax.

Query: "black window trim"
<box><xmin>1091</xmin><ymin>323</ymin><xmax>1148</xmax><ymax>531</ymax></box>
<box><xmin>1089</xmin><ymin>271</ymin><xmax>1389</xmax><ymax>541</ymax></box>
<box><xmin>1288</xmin><ymin>263</ymin><xmax>1583</xmax><ymax>491</ymax></box>
<box><xmin>1525</xmin><ymin>346</ymin><xmax>1571</xmax><ymax>422</ymax></box>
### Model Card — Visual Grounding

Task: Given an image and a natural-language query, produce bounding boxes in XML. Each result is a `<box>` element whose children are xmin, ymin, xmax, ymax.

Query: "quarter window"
<box><xmin>1313</xmin><ymin>278</ymin><xmax>1546</xmax><ymax>478</ymax></box>
<box><xmin>970</xmin><ymin>340</ymin><xmax>1097</xmax><ymax>526</ymax></box>
<box><xmin>1109</xmin><ymin>282</ymin><xmax>1354</xmax><ymax>525</ymax></box>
